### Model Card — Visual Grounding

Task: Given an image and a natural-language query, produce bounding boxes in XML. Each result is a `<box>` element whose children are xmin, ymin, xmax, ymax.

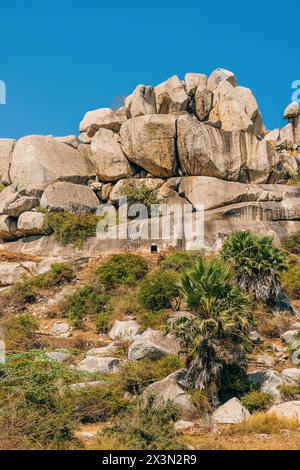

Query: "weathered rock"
<box><xmin>174</xmin><ymin>420</ymin><xmax>195</xmax><ymax>432</ymax></box>
<box><xmin>54</xmin><ymin>135</ymin><xmax>80</xmax><ymax>148</ymax></box>
<box><xmin>143</xmin><ymin>369</ymin><xmax>192</xmax><ymax>410</ymax></box>
<box><xmin>249</xmin><ymin>330</ymin><xmax>262</xmax><ymax>344</ymax></box>
<box><xmin>178</xmin><ymin>176</ymin><xmax>282</xmax><ymax>211</ymax></box>
<box><xmin>264</xmin><ymin>129</ymin><xmax>280</xmax><ymax>142</ymax></box>
<box><xmin>68</xmin><ymin>381</ymin><xmax>106</xmax><ymax>391</ymax></box>
<box><xmin>0</xmin><ymin>185</ymin><xmax>24</xmax><ymax>212</ymax></box>
<box><xmin>155</xmin><ymin>75</ymin><xmax>189</xmax><ymax>114</ymax></box>
<box><xmin>177</xmin><ymin>114</ymin><xmax>283</xmax><ymax>183</ymax></box>
<box><xmin>0</xmin><ymin>139</ymin><xmax>15</xmax><ymax>184</ymax></box>
<box><xmin>17</xmin><ymin>211</ymin><xmax>46</xmax><ymax>235</ymax></box>
<box><xmin>0</xmin><ymin>215</ymin><xmax>19</xmax><ymax>240</ymax></box>
<box><xmin>109</xmin><ymin>177</ymin><xmax>164</xmax><ymax>203</ymax></box>
<box><xmin>45</xmin><ymin>351</ymin><xmax>71</xmax><ymax>363</ymax></box>
<box><xmin>0</xmin><ymin>261</ymin><xmax>36</xmax><ymax>286</ymax></box>
<box><xmin>108</xmin><ymin>320</ymin><xmax>140</xmax><ymax>341</ymax></box>
<box><xmin>120</xmin><ymin>114</ymin><xmax>177</xmax><ymax>177</ymax></box>
<box><xmin>86</xmin><ymin>344</ymin><xmax>118</xmax><ymax>357</ymax></box>
<box><xmin>128</xmin><ymin>328</ymin><xmax>180</xmax><ymax>360</ymax></box>
<box><xmin>279</xmin><ymin>123</ymin><xmax>294</xmax><ymax>145</ymax></box>
<box><xmin>255</xmin><ymin>354</ymin><xmax>275</xmax><ymax>367</ymax></box>
<box><xmin>184</xmin><ymin>73</ymin><xmax>207</xmax><ymax>95</ymax></box>
<box><xmin>125</xmin><ymin>85</ymin><xmax>156</xmax><ymax>117</ymax></box>
<box><xmin>80</xmin><ymin>107</ymin><xmax>128</xmax><ymax>137</ymax></box>
<box><xmin>40</xmin><ymin>181</ymin><xmax>100</xmax><ymax>213</ymax></box>
<box><xmin>284</xmin><ymin>102</ymin><xmax>300</xmax><ymax>120</ymax></box>
<box><xmin>247</xmin><ymin>369</ymin><xmax>293</xmax><ymax>403</ymax></box>
<box><xmin>101</xmin><ymin>183</ymin><xmax>113</xmax><ymax>201</ymax></box>
<box><xmin>79</xmin><ymin>132</ymin><xmax>92</xmax><ymax>144</ymax></box>
<box><xmin>280</xmin><ymin>151</ymin><xmax>298</xmax><ymax>179</ymax></box>
<box><xmin>268</xmin><ymin>401</ymin><xmax>300</xmax><ymax>421</ymax></box>
<box><xmin>281</xmin><ymin>368</ymin><xmax>300</xmax><ymax>383</ymax></box>
<box><xmin>211</xmin><ymin>398</ymin><xmax>250</xmax><ymax>424</ymax></box>
<box><xmin>4</xmin><ymin>196</ymin><xmax>39</xmax><ymax>217</ymax></box>
<box><xmin>281</xmin><ymin>330</ymin><xmax>299</xmax><ymax>344</ymax></box>
<box><xmin>291</xmin><ymin>349</ymin><xmax>300</xmax><ymax>366</ymax></box>
<box><xmin>207</xmin><ymin>68</ymin><xmax>237</xmax><ymax>91</ymax></box>
<box><xmin>10</xmin><ymin>135</ymin><xmax>94</xmax><ymax>189</ymax></box>
<box><xmin>50</xmin><ymin>322</ymin><xmax>71</xmax><ymax>338</ymax></box>
<box><xmin>234</xmin><ymin>86</ymin><xmax>260</xmax><ymax>123</ymax></box>
<box><xmin>90</xmin><ymin>129</ymin><xmax>133</xmax><ymax>182</ymax></box>
<box><xmin>76</xmin><ymin>356</ymin><xmax>125</xmax><ymax>374</ymax></box>
<box><xmin>209</xmin><ymin>81</ymin><xmax>254</xmax><ymax>133</ymax></box>
<box><xmin>194</xmin><ymin>86</ymin><xmax>213</xmax><ymax>121</ymax></box>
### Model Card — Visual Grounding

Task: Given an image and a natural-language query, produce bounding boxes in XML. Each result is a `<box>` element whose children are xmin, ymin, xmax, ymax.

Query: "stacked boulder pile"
<box><xmin>1</xmin><ymin>68</ymin><xmax>300</xmax><ymax>253</ymax></box>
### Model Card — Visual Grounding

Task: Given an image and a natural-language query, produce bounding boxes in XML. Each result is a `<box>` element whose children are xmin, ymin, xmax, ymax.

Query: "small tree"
<box><xmin>172</xmin><ymin>257</ymin><xmax>250</xmax><ymax>405</ymax></box>
<box><xmin>220</xmin><ymin>231</ymin><xmax>293</xmax><ymax>312</ymax></box>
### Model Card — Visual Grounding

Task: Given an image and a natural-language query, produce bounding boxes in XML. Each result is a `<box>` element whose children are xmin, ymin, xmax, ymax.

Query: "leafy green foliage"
<box><xmin>63</xmin><ymin>284</ymin><xmax>111</xmax><ymax>328</ymax></box>
<box><xmin>95</xmin><ymin>254</ymin><xmax>148</xmax><ymax>288</ymax></box>
<box><xmin>159</xmin><ymin>251</ymin><xmax>197</xmax><ymax>273</ymax></box>
<box><xmin>172</xmin><ymin>257</ymin><xmax>250</xmax><ymax>402</ymax></box>
<box><xmin>123</xmin><ymin>186</ymin><xmax>158</xmax><ymax>212</ymax></box>
<box><xmin>104</xmin><ymin>396</ymin><xmax>186</xmax><ymax>450</ymax></box>
<box><xmin>281</xmin><ymin>262</ymin><xmax>300</xmax><ymax>299</ymax></box>
<box><xmin>43</xmin><ymin>211</ymin><xmax>101</xmax><ymax>248</ymax></box>
<box><xmin>138</xmin><ymin>270</ymin><xmax>181</xmax><ymax>311</ymax></box>
<box><xmin>3</xmin><ymin>314</ymin><xmax>39</xmax><ymax>352</ymax></box>
<box><xmin>241</xmin><ymin>391</ymin><xmax>274</xmax><ymax>413</ymax></box>
<box><xmin>221</xmin><ymin>230</ymin><xmax>288</xmax><ymax>303</ymax></box>
<box><xmin>219</xmin><ymin>363</ymin><xmax>251</xmax><ymax>403</ymax></box>
<box><xmin>282</xmin><ymin>231</ymin><xmax>300</xmax><ymax>255</ymax></box>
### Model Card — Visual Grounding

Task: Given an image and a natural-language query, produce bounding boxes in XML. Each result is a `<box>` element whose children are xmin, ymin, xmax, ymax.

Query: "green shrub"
<box><xmin>0</xmin><ymin>352</ymin><xmax>83</xmax><ymax>449</ymax></box>
<box><xmin>277</xmin><ymin>384</ymin><xmax>300</xmax><ymax>401</ymax></box>
<box><xmin>65</xmin><ymin>385</ymin><xmax>129</xmax><ymax>423</ymax></box>
<box><xmin>136</xmin><ymin>309</ymin><xmax>170</xmax><ymax>330</ymax></box>
<box><xmin>95</xmin><ymin>254</ymin><xmax>148</xmax><ymax>288</ymax></box>
<box><xmin>63</xmin><ymin>284</ymin><xmax>110</xmax><ymax>328</ymax></box>
<box><xmin>138</xmin><ymin>270</ymin><xmax>181</xmax><ymax>311</ymax></box>
<box><xmin>95</xmin><ymin>308</ymin><xmax>114</xmax><ymax>333</ymax></box>
<box><xmin>43</xmin><ymin>211</ymin><xmax>101</xmax><ymax>248</ymax></box>
<box><xmin>282</xmin><ymin>231</ymin><xmax>300</xmax><ymax>255</ymax></box>
<box><xmin>219</xmin><ymin>364</ymin><xmax>252</xmax><ymax>403</ymax></box>
<box><xmin>118</xmin><ymin>355</ymin><xmax>184</xmax><ymax>395</ymax></box>
<box><xmin>103</xmin><ymin>396</ymin><xmax>186</xmax><ymax>450</ymax></box>
<box><xmin>3</xmin><ymin>314</ymin><xmax>39</xmax><ymax>352</ymax></box>
<box><xmin>159</xmin><ymin>251</ymin><xmax>197</xmax><ymax>273</ymax></box>
<box><xmin>241</xmin><ymin>391</ymin><xmax>274</xmax><ymax>413</ymax></box>
<box><xmin>32</xmin><ymin>262</ymin><xmax>75</xmax><ymax>289</ymax></box>
<box><xmin>281</xmin><ymin>262</ymin><xmax>300</xmax><ymax>299</ymax></box>
<box><xmin>123</xmin><ymin>186</ymin><xmax>158</xmax><ymax>212</ymax></box>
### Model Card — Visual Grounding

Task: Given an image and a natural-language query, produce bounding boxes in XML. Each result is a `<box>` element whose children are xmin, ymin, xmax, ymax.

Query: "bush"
<box><xmin>138</xmin><ymin>270</ymin><xmax>181</xmax><ymax>311</ymax></box>
<box><xmin>282</xmin><ymin>231</ymin><xmax>300</xmax><ymax>255</ymax></box>
<box><xmin>64</xmin><ymin>385</ymin><xmax>129</xmax><ymax>423</ymax></box>
<box><xmin>226</xmin><ymin>412</ymin><xmax>300</xmax><ymax>435</ymax></box>
<box><xmin>118</xmin><ymin>355</ymin><xmax>184</xmax><ymax>395</ymax></box>
<box><xmin>281</xmin><ymin>262</ymin><xmax>300</xmax><ymax>299</ymax></box>
<box><xmin>32</xmin><ymin>262</ymin><xmax>75</xmax><ymax>289</ymax></box>
<box><xmin>241</xmin><ymin>391</ymin><xmax>274</xmax><ymax>413</ymax></box>
<box><xmin>136</xmin><ymin>309</ymin><xmax>170</xmax><ymax>331</ymax></box>
<box><xmin>159</xmin><ymin>251</ymin><xmax>197</xmax><ymax>273</ymax></box>
<box><xmin>277</xmin><ymin>384</ymin><xmax>300</xmax><ymax>401</ymax></box>
<box><xmin>62</xmin><ymin>284</ymin><xmax>110</xmax><ymax>328</ymax></box>
<box><xmin>123</xmin><ymin>186</ymin><xmax>158</xmax><ymax>212</ymax></box>
<box><xmin>95</xmin><ymin>254</ymin><xmax>148</xmax><ymax>288</ymax></box>
<box><xmin>3</xmin><ymin>314</ymin><xmax>39</xmax><ymax>352</ymax></box>
<box><xmin>103</xmin><ymin>396</ymin><xmax>186</xmax><ymax>450</ymax></box>
<box><xmin>0</xmin><ymin>352</ymin><xmax>84</xmax><ymax>449</ymax></box>
<box><xmin>219</xmin><ymin>364</ymin><xmax>252</xmax><ymax>403</ymax></box>
<box><xmin>43</xmin><ymin>211</ymin><xmax>101</xmax><ymax>248</ymax></box>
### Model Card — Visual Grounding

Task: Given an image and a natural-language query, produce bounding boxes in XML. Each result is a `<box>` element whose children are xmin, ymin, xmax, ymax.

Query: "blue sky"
<box><xmin>0</xmin><ymin>0</ymin><xmax>299</xmax><ymax>139</ymax></box>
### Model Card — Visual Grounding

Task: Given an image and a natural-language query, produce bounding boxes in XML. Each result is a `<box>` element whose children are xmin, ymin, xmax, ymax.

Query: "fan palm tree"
<box><xmin>172</xmin><ymin>257</ymin><xmax>251</xmax><ymax>405</ymax></box>
<box><xmin>220</xmin><ymin>231</ymin><xmax>293</xmax><ymax>312</ymax></box>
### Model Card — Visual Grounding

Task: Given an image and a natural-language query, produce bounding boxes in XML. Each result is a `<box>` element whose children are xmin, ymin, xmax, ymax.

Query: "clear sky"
<box><xmin>0</xmin><ymin>0</ymin><xmax>299</xmax><ymax>139</ymax></box>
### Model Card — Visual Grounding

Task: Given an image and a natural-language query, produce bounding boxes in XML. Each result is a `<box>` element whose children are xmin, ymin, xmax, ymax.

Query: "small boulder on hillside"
<box><xmin>125</xmin><ymin>85</ymin><xmax>157</xmax><ymax>117</ymax></box>
<box><xmin>211</xmin><ymin>398</ymin><xmax>250</xmax><ymax>424</ymax></box>
<box><xmin>268</xmin><ymin>401</ymin><xmax>300</xmax><ymax>421</ymax></box>
<box><xmin>76</xmin><ymin>356</ymin><xmax>125</xmax><ymax>374</ymax></box>
<box><xmin>143</xmin><ymin>369</ymin><xmax>192</xmax><ymax>411</ymax></box>
<box><xmin>17</xmin><ymin>211</ymin><xmax>46</xmax><ymax>235</ymax></box>
<box><xmin>128</xmin><ymin>328</ymin><xmax>180</xmax><ymax>361</ymax></box>
<box><xmin>283</xmin><ymin>102</ymin><xmax>300</xmax><ymax>120</ymax></box>
<box><xmin>80</xmin><ymin>107</ymin><xmax>129</xmax><ymax>137</ymax></box>
<box><xmin>108</xmin><ymin>320</ymin><xmax>140</xmax><ymax>341</ymax></box>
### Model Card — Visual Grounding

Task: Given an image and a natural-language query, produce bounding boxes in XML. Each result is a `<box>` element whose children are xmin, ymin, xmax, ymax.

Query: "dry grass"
<box><xmin>0</xmin><ymin>249</ymin><xmax>41</xmax><ymax>262</ymax></box>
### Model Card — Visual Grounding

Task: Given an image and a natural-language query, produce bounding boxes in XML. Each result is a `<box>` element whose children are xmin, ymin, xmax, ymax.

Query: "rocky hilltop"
<box><xmin>1</xmin><ymin>68</ymin><xmax>300</xmax><ymax>256</ymax></box>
